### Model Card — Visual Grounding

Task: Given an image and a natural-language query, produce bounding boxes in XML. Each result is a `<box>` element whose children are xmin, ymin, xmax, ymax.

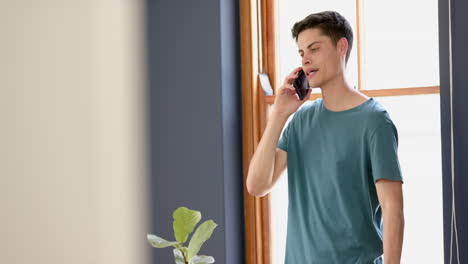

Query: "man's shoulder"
<box><xmin>360</xmin><ymin>99</ymin><xmax>394</xmax><ymax>124</ymax></box>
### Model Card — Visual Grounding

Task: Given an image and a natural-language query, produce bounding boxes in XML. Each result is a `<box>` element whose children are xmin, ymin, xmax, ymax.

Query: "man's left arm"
<box><xmin>376</xmin><ymin>179</ymin><xmax>404</xmax><ymax>264</ymax></box>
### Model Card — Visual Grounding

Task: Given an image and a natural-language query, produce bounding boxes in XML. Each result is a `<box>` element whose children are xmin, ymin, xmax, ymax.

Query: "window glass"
<box><xmin>362</xmin><ymin>0</ymin><xmax>439</xmax><ymax>89</ymax></box>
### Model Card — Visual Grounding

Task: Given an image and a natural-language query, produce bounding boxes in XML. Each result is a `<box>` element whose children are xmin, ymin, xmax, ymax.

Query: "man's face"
<box><xmin>297</xmin><ymin>28</ymin><xmax>344</xmax><ymax>89</ymax></box>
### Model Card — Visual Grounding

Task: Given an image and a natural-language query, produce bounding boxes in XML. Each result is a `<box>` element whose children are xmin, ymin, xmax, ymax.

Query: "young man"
<box><xmin>246</xmin><ymin>11</ymin><xmax>404</xmax><ymax>264</ymax></box>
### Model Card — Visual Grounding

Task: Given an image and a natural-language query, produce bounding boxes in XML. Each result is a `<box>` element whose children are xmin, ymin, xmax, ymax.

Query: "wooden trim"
<box><xmin>355</xmin><ymin>0</ymin><xmax>364</xmax><ymax>90</ymax></box>
<box><xmin>240</xmin><ymin>0</ymin><xmax>278</xmax><ymax>262</ymax></box>
<box><xmin>240</xmin><ymin>0</ymin><xmax>276</xmax><ymax>263</ymax></box>
<box><xmin>257</xmin><ymin>0</ymin><xmax>277</xmax><ymax>264</ymax></box>
<box><xmin>240</xmin><ymin>0</ymin><xmax>259</xmax><ymax>263</ymax></box>
<box><xmin>263</xmin><ymin>86</ymin><xmax>441</xmax><ymax>104</ymax></box>
<box><xmin>261</xmin><ymin>0</ymin><xmax>279</xmax><ymax>92</ymax></box>
<box><xmin>360</xmin><ymin>85</ymin><xmax>440</xmax><ymax>96</ymax></box>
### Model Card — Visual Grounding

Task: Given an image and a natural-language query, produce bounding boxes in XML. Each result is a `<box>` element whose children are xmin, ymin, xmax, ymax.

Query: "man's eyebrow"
<box><xmin>298</xmin><ymin>41</ymin><xmax>322</xmax><ymax>53</ymax></box>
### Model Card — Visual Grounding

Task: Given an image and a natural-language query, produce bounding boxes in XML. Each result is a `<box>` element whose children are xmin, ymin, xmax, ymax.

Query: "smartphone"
<box><xmin>292</xmin><ymin>69</ymin><xmax>310</xmax><ymax>100</ymax></box>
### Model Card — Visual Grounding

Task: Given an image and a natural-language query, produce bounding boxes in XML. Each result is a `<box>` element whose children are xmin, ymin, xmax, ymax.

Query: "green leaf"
<box><xmin>190</xmin><ymin>255</ymin><xmax>215</xmax><ymax>264</ymax></box>
<box><xmin>147</xmin><ymin>234</ymin><xmax>180</xmax><ymax>248</ymax></box>
<box><xmin>187</xmin><ymin>220</ymin><xmax>218</xmax><ymax>260</ymax></box>
<box><xmin>173</xmin><ymin>207</ymin><xmax>202</xmax><ymax>243</ymax></box>
<box><xmin>173</xmin><ymin>248</ymin><xmax>186</xmax><ymax>264</ymax></box>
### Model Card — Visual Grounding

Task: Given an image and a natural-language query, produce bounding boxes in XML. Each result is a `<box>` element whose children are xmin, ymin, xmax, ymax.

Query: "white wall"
<box><xmin>1</xmin><ymin>1</ymin><xmax>151</xmax><ymax>263</ymax></box>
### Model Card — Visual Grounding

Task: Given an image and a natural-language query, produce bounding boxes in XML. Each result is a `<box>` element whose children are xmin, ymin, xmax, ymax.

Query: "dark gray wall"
<box><xmin>145</xmin><ymin>0</ymin><xmax>244</xmax><ymax>263</ymax></box>
<box><xmin>439</xmin><ymin>0</ymin><xmax>468</xmax><ymax>263</ymax></box>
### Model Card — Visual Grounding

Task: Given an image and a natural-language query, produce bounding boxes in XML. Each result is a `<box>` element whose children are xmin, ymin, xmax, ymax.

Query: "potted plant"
<box><xmin>147</xmin><ymin>206</ymin><xmax>218</xmax><ymax>264</ymax></box>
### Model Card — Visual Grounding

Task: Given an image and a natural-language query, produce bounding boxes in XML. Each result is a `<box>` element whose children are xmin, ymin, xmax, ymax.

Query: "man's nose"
<box><xmin>301</xmin><ymin>56</ymin><xmax>311</xmax><ymax>66</ymax></box>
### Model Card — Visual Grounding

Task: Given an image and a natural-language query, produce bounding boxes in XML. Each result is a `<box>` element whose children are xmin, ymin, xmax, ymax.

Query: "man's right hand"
<box><xmin>272</xmin><ymin>66</ymin><xmax>312</xmax><ymax>118</ymax></box>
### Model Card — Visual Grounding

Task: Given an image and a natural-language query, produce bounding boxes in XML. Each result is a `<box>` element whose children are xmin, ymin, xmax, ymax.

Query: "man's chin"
<box><xmin>308</xmin><ymin>80</ymin><xmax>320</xmax><ymax>89</ymax></box>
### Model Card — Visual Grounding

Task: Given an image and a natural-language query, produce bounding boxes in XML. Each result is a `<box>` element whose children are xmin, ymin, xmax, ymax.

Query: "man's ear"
<box><xmin>339</xmin><ymin>37</ymin><xmax>348</xmax><ymax>57</ymax></box>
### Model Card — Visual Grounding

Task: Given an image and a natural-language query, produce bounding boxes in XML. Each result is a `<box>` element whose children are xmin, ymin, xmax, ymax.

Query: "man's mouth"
<box><xmin>307</xmin><ymin>69</ymin><xmax>319</xmax><ymax>78</ymax></box>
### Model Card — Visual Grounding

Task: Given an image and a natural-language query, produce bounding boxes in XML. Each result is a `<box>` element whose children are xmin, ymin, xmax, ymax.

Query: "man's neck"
<box><xmin>320</xmin><ymin>75</ymin><xmax>368</xmax><ymax>111</ymax></box>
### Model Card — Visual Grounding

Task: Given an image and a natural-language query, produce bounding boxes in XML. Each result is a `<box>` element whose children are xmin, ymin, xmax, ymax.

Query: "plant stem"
<box><xmin>174</xmin><ymin>244</ymin><xmax>189</xmax><ymax>264</ymax></box>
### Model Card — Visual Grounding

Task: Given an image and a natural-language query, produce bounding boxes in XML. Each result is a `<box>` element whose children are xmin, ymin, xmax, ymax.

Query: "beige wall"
<box><xmin>1</xmin><ymin>1</ymin><xmax>151</xmax><ymax>263</ymax></box>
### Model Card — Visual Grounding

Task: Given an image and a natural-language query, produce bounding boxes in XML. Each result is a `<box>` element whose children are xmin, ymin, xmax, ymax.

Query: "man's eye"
<box><xmin>311</xmin><ymin>48</ymin><xmax>319</xmax><ymax>51</ymax></box>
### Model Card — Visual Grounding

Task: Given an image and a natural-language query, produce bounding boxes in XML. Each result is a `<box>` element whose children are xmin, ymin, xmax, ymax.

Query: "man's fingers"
<box><xmin>283</xmin><ymin>67</ymin><xmax>303</xmax><ymax>85</ymax></box>
<box><xmin>283</xmin><ymin>84</ymin><xmax>296</xmax><ymax>93</ymax></box>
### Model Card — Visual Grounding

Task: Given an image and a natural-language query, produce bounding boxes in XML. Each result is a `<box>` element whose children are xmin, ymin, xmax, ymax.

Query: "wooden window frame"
<box><xmin>240</xmin><ymin>0</ymin><xmax>440</xmax><ymax>263</ymax></box>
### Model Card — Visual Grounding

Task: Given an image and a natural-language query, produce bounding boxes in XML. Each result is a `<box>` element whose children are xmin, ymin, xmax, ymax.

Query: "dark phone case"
<box><xmin>293</xmin><ymin>70</ymin><xmax>310</xmax><ymax>100</ymax></box>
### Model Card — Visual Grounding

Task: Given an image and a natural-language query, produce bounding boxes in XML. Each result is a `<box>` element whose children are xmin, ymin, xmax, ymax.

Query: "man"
<box><xmin>246</xmin><ymin>11</ymin><xmax>404</xmax><ymax>264</ymax></box>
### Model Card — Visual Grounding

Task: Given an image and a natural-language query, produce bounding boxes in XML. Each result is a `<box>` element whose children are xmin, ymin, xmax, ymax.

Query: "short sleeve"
<box><xmin>277</xmin><ymin>116</ymin><xmax>295</xmax><ymax>152</ymax></box>
<box><xmin>369</xmin><ymin>121</ymin><xmax>404</xmax><ymax>184</ymax></box>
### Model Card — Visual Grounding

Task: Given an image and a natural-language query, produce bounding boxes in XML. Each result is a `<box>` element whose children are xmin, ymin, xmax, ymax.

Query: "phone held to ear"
<box><xmin>292</xmin><ymin>69</ymin><xmax>311</xmax><ymax>100</ymax></box>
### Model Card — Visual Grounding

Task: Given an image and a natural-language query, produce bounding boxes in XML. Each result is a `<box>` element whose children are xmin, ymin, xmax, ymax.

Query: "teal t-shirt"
<box><xmin>277</xmin><ymin>97</ymin><xmax>403</xmax><ymax>264</ymax></box>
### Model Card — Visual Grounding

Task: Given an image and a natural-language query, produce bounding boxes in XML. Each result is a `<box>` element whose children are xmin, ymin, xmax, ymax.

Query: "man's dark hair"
<box><xmin>292</xmin><ymin>11</ymin><xmax>353</xmax><ymax>65</ymax></box>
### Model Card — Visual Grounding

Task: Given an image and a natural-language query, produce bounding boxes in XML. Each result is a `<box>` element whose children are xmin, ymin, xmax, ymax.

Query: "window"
<box><xmin>361</xmin><ymin>0</ymin><xmax>439</xmax><ymax>90</ymax></box>
<box><xmin>240</xmin><ymin>0</ymin><xmax>441</xmax><ymax>263</ymax></box>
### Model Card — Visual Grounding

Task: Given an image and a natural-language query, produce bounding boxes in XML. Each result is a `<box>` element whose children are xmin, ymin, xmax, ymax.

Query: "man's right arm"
<box><xmin>246</xmin><ymin>66</ymin><xmax>312</xmax><ymax>197</ymax></box>
<box><xmin>246</xmin><ymin>112</ymin><xmax>289</xmax><ymax>197</ymax></box>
